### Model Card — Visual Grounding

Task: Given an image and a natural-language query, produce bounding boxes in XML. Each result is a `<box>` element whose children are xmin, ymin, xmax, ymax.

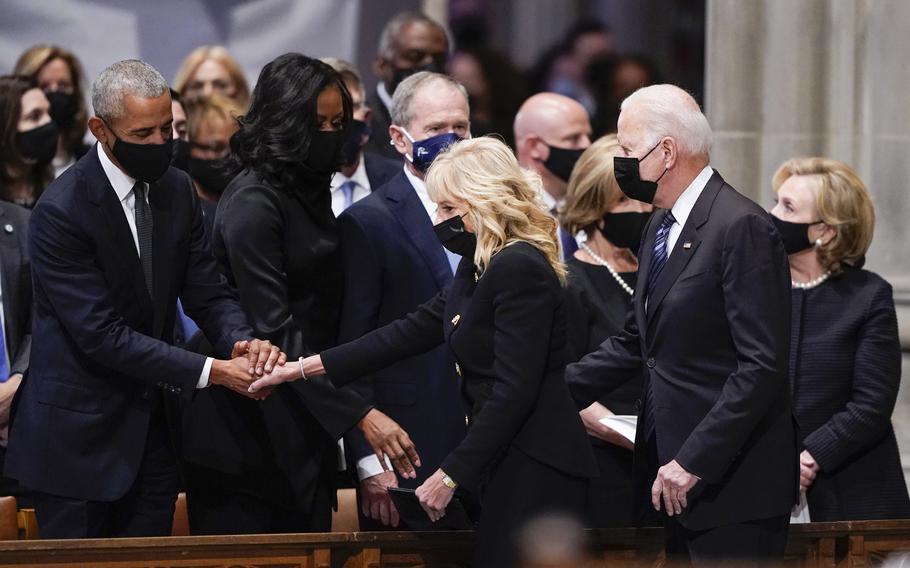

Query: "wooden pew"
<box><xmin>0</xmin><ymin>521</ymin><xmax>908</xmax><ymax>567</ymax></box>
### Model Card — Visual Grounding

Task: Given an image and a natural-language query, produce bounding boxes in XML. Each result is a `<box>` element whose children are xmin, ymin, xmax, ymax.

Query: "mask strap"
<box><xmin>397</xmin><ymin>126</ymin><xmax>417</xmax><ymax>144</ymax></box>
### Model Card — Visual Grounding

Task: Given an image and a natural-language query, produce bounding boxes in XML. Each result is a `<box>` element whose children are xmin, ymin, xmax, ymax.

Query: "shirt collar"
<box><xmin>96</xmin><ymin>142</ymin><xmax>137</xmax><ymax>202</ymax></box>
<box><xmin>538</xmin><ymin>185</ymin><xmax>562</xmax><ymax>215</ymax></box>
<box><xmin>402</xmin><ymin>164</ymin><xmax>436</xmax><ymax>218</ymax></box>
<box><xmin>331</xmin><ymin>157</ymin><xmax>370</xmax><ymax>192</ymax></box>
<box><xmin>670</xmin><ymin>165</ymin><xmax>714</xmax><ymax>228</ymax></box>
<box><xmin>376</xmin><ymin>83</ymin><xmax>394</xmax><ymax>112</ymax></box>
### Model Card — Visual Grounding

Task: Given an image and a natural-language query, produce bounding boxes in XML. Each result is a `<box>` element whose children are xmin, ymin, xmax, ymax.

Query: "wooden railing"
<box><xmin>0</xmin><ymin>521</ymin><xmax>909</xmax><ymax>567</ymax></box>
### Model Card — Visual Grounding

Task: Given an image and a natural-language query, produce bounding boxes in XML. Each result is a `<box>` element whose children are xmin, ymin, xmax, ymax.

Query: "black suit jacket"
<box><xmin>364</xmin><ymin>89</ymin><xmax>402</xmax><ymax>161</ymax></box>
<box><xmin>0</xmin><ymin>203</ymin><xmax>31</xmax><ymax>377</ymax></box>
<box><xmin>182</xmin><ymin>169</ymin><xmax>371</xmax><ymax>508</ymax></box>
<box><xmin>566</xmin><ymin>171</ymin><xmax>797</xmax><ymax>530</ymax></box>
<box><xmin>324</xmin><ymin>242</ymin><xmax>597</xmax><ymax>494</ymax></box>
<box><xmin>790</xmin><ymin>266</ymin><xmax>910</xmax><ymax>520</ymax></box>
<box><xmin>362</xmin><ymin>152</ymin><xmax>401</xmax><ymax>191</ymax></box>
<box><xmin>337</xmin><ymin>171</ymin><xmax>466</xmax><ymax>486</ymax></box>
<box><xmin>5</xmin><ymin>145</ymin><xmax>252</xmax><ymax>501</ymax></box>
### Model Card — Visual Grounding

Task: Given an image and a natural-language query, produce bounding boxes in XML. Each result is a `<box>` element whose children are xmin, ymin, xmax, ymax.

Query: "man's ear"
<box><xmin>88</xmin><ymin>116</ymin><xmax>108</xmax><ymax>146</ymax></box>
<box><xmin>527</xmin><ymin>135</ymin><xmax>548</xmax><ymax>163</ymax></box>
<box><xmin>389</xmin><ymin>125</ymin><xmax>409</xmax><ymax>157</ymax></box>
<box><xmin>661</xmin><ymin>137</ymin><xmax>678</xmax><ymax>171</ymax></box>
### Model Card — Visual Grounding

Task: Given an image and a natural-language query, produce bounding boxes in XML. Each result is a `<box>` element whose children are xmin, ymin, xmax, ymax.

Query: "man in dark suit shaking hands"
<box><xmin>5</xmin><ymin>60</ymin><xmax>283</xmax><ymax>539</ymax></box>
<box><xmin>566</xmin><ymin>84</ymin><xmax>796</xmax><ymax>565</ymax></box>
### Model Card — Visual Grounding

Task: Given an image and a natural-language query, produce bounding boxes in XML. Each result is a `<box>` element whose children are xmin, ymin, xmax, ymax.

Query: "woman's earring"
<box><xmin>815</xmin><ymin>239</ymin><xmax>823</xmax><ymax>247</ymax></box>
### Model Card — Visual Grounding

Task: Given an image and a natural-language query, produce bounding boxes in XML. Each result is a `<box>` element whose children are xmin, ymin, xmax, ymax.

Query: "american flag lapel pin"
<box><xmin>683</xmin><ymin>241</ymin><xmax>692</xmax><ymax>249</ymax></box>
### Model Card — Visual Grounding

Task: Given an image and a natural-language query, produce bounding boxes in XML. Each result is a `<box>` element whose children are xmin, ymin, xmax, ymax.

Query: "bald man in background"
<box><xmin>514</xmin><ymin>93</ymin><xmax>592</xmax><ymax>257</ymax></box>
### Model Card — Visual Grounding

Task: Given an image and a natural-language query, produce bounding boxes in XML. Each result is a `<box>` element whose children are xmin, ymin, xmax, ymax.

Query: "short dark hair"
<box><xmin>0</xmin><ymin>74</ymin><xmax>53</xmax><ymax>195</ymax></box>
<box><xmin>230</xmin><ymin>53</ymin><xmax>353</xmax><ymax>192</ymax></box>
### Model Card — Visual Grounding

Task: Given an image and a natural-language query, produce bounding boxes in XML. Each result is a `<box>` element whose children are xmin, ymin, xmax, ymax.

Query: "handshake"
<box><xmin>207</xmin><ymin>339</ymin><xmax>422</xmax><ymax>479</ymax></box>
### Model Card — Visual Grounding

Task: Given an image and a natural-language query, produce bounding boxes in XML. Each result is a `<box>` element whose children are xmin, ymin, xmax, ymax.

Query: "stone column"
<box><xmin>706</xmin><ymin>0</ymin><xmax>910</xmax><ymax>487</ymax></box>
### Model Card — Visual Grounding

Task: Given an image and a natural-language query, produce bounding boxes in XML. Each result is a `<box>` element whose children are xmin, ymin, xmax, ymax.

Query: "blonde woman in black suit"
<box><xmin>250</xmin><ymin>136</ymin><xmax>597</xmax><ymax>568</ymax></box>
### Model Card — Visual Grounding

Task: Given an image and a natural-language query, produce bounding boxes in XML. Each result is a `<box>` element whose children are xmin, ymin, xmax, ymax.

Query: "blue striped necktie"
<box><xmin>340</xmin><ymin>180</ymin><xmax>356</xmax><ymax>211</ymax></box>
<box><xmin>645</xmin><ymin>210</ymin><xmax>676</xmax><ymax>303</ymax></box>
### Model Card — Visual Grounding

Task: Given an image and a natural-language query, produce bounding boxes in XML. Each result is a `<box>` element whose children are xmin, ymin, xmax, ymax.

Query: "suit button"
<box><xmin>646</xmin><ymin>357</ymin><xmax>656</xmax><ymax>368</ymax></box>
<box><xmin>635</xmin><ymin>398</ymin><xmax>642</xmax><ymax>411</ymax></box>
<box><xmin>455</xmin><ymin>363</ymin><xmax>462</xmax><ymax>377</ymax></box>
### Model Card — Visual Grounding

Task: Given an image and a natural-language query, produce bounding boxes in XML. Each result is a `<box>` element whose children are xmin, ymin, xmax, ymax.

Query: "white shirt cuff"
<box><xmin>197</xmin><ymin>357</ymin><xmax>213</xmax><ymax>389</ymax></box>
<box><xmin>356</xmin><ymin>454</ymin><xmax>393</xmax><ymax>481</ymax></box>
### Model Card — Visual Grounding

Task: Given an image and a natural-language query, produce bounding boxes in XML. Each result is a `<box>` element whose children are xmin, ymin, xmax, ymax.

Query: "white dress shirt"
<box><xmin>376</xmin><ymin>82</ymin><xmax>394</xmax><ymax>113</ymax></box>
<box><xmin>330</xmin><ymin>158</ymin><xmax>372</xmax><ymax>217</ymax></box>
<box><xmin>96</xmin><ymin>144</ymin><xmax>213</xmax><ymax>388</ymax></box>
<box><xmin>666</xmin><ymin>165</ymin><xmax>714</xmax><ymax>258</ymax></box>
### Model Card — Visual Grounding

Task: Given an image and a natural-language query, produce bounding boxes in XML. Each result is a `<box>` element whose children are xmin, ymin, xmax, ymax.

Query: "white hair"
<box><xmin>620</xmin><ymin>84</ymin><xmax>713</xmax><ymax>160</ymax></box>
<box><xmin>390</xmin><ymin>71</ymin><xmax>469</xmax><ymax>128</ymax></box>
<box><xmin>92</xmin><ymin>59</ymin><xmax>169</xmax><ymax>120</ymax></box>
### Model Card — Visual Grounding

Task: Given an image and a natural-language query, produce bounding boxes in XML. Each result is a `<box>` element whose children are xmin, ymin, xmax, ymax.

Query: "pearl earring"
<box><xmin>815</xmin><ymin>239</ymin><xmax>823</xmax><ymax>246</ymax></box>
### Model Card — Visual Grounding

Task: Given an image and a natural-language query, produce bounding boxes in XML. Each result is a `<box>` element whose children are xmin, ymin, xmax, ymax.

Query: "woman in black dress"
<box><xmin>770</xmin><ymin>157</ymin><xmax>910</xmax><ymax>521</ymax></box>
<box><xmin>0</xmin><ymin>75</ymin><xmax>55</xmax><ymax>207</ymax></box>
<box><xmin>559</xmin><ymin>134</ymin><xmax>652</xmax><ymax>527</ymax></box>
<box><xmin>181</xmin><ymin>53</ymin><xmax>417</xmax><ymax>535</ymax></box>
<box><xmin>250</xmin><ymin>137</ymin><xmax>598</xmax><ymax>568</ymax></box>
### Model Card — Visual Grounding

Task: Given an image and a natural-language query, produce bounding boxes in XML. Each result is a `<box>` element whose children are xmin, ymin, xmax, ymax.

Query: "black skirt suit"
<box><xmin>322</xmin><ymin>241</ymin><xmax>598</xmax><ymax>567</ymax></box>
<box><xmin>790</xmin><ymin>266</ymin><xmax>910</xmax><ymax>521</ymax></box>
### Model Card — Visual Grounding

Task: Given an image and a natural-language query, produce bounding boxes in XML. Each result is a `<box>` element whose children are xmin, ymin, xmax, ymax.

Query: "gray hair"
<box><xmin>377</xmin><ymin>11</ymin><xmax>448</xmax><ymax>58</ymax></box>
<box><xmin>390</xmin><ymin>71</ymin><xmax>469</xmax><ymax>129</ymax></box>
<box><xmin>92</xmin><ymin>59</ymin><xmax>169</xmax><ymax>120</ymax></box>
<box><xmin>620</xmin><ymin>84</ymin><xmax>713</xmax><ymax>160</ymax></box>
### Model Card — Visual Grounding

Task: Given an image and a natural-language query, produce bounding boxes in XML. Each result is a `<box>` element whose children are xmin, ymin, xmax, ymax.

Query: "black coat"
<box><xmin>323</xmin><ymin>241</ymin><xmax>598</xmax><ymax>493</ymax></box>
<box><xmin>182</xmin><ymin>169</ymin><xmax>371</xmax><ymax>509</ymax></box>
<box><xmin>566</xmin><ymin>171</ymin><xmax>798</xmax><ymax>530</ymax></box>
<box><xmin>336</xmin><ymin>171</ymin><xmax>466</xmax><ymax>487</ymax></box>
<box><xmin>6</xmin><ymin>146</ymin><xmax>251</xmax><ymax>501</ymax></box>
<box><xmin>363</xmin><ymin>89</ymin><xmax>401</xmax><ymax>161</ymax></box>
<box><xmin>0</xmin><ymin>202</ymin><xmax>32</xmax><ymax>377</ymax></box>
<box><xmin>790</xmin><ymin>266</ymin><xmax>910</xmax><ymax>520</ymax></box>
<box><xmin>362</xmin><ymin>151</ymin><xmax>401</xmax><ymax>190</ymax></box>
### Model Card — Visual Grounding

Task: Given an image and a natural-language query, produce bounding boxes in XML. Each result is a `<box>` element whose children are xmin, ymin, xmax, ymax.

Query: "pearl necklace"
<box><xmin>791</xmin><ymin>270</ymin><xmax>832</xmax><ymax>290</ymax></box>
<box><xmin>580</xmin><ymin>242</ymin><xmax>635</xmax><ymax>296</ymax></box>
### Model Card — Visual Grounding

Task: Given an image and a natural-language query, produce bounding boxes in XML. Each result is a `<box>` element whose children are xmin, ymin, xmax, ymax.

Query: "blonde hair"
<box><xmin>426</xmin><ymin>136</ymin><xmax>566</xmax><ymax>283</ymax></box>
<box><xmin>560</xmin><ymin>134</ymin><xmax>623</xmax><ymax>235</ymax></box>
<box><xmin>184</xmin><ymin>93</ymin><xmax>243</xmax><ymax>143</ymax></box>
<box><xmin>772</xmin><ymin>157</ymin><xmax>875</xmax><ymax>273</ymax></box>
<box><xmin>172</xmin><ymin>46</ymin><xmax>250</xmax><ymax>110</ymax></box>
<box><xmin>14</xmin><ymin>44</ymin><xmax>88</xmax><ymax>153</ymax></box>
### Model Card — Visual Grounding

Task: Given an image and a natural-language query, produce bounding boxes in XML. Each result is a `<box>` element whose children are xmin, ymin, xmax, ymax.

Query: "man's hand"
<box><xmin>211</xmin><ymin>357</ymin><xmax>271</xmax><ymax>400</ymax></box>
<box><xmin>799</xmin><ymin>450</ymin><xmax>819</xmax><ymax>492</ymax></box>
<box><xmin>361</xmin><ymin>471</ymin><xmax>400</xmax><ymax>527</ymax></box>
<box><xmin>232</xmin><ymin>339</ymin><xmax>286</xmax><ymax>376</ymax></box>
<box><xmin>358</xmin><ymin>409</ymin><xmax>421</xmax><ymax>479</ymax></box>
<box><xmin>416</xmin><ymin>469</ymin><xmax>455</xmax><ymax>523</ymax></box>
<box><xmin>652</xmin><ymin>459</ymin><xmax>700</xmax><ymax>516</ymax></box>
<box><xmin>580</xmin><ymin>402</ymin><xmax>634</xmax><ymax>450</ymax></box>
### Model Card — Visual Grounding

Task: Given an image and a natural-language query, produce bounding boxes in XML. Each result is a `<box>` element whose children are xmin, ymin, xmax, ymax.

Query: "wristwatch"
<box><xmin>441</xmin><ymin>471</ymin><xmax>458</xmax><ymax>489</ymax></box>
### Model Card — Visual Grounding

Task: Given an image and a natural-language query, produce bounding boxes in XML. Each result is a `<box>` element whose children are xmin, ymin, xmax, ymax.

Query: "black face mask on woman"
<box><xmin>17</xmin><ymin>121</ymin><xmax>59</xmax><ymax>165</ymax></box>
<box><xmin>303</xmin><ymin>129</ymin><xmax>344</xmax><ymax>175</ymax></box>
<box><xmin>103</xmin><ymin>119</ymin><xmax>173</xmax><ymax>183</ymax></box>
<box><xmin>771</xmin><ymin>216</ymin><xmax>824</xmax><ymax>255</ymax></box>
<box><xmin>434</xmin><ymin>213</ymin><xmax>476</xmax><ymax>257</ymax></box>
<box><xmin>613</xmin><ymin>141</ymin><xmax>667</xmax><ymax>204</ymax></box>
<box><xmin>599</xmin><ymin>211</ymin><xmax>653</xmax><ymax>252</ymax></box>
<box><xmin>45</xmin><ymin>91</ymin><xmax>79</xmax><ymax>129</ymax></box>
<box><xmin>189</xmin><ymin>157</ymin><xmax>233</xmax><ymax>196</ymax></box>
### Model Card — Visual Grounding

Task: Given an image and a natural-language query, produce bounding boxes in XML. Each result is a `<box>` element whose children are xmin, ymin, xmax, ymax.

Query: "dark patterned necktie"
<box><xmin>645</xmin><ymin>210</ymin><xmax>676</xmax><ymax>303</ymax></box>
<box><xmin>133</xmin><ymin>181</ymin><xmax>154</xmax><ymax>296</ymax></box>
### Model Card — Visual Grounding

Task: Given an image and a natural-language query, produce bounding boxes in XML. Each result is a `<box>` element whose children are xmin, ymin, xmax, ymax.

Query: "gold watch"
<box><xmin>441</xmin><ymin>471</ymin><xmax>458</xmax><ymax>489</ymax></box>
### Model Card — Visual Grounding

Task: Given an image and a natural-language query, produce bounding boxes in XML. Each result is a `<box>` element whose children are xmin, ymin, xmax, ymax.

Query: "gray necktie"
<box><xmin>132</xmin><ymin>181</ymin><xmax>154</xmax><ymax>296</ymax></box>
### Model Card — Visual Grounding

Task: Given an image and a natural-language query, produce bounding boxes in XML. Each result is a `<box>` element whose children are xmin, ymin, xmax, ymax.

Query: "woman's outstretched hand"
<box><xmin>247</xmin><ymin>354</ymin><xmax>323</xmax><ymax>393</ymax></box>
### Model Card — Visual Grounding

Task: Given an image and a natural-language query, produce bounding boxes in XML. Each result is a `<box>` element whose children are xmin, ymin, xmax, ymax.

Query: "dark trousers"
<box><xmin>33</xmin><ymin>411</ymin><xmax>179</xmax><ymax>538</ymax></box>
<box><xmin>475</xmin><ymin>447</ymin><xmax>588</xmax><ymax>568</ymax></box>
<box><xmin>665</xmin><ymin>514</ymin><xmax>789</xmax><ymax>568</ymax></box>
<box><xmin>184</xmin><ymin>462</ymin><xmax>332</xmax><ymax>535</ymax></box>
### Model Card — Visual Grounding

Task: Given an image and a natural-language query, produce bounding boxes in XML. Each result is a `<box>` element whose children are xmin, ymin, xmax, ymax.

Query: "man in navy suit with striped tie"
<box><xmin>566</xmin><ymin>84</ymin><xmax>796</xmax><ymax>566</ymax></box>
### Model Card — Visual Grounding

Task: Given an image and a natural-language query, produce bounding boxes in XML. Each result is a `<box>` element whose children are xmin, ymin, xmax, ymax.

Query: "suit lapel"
<box><xmin>0</xmin><ymin>208</ymin><xmax>14</xmax><ymax>349</ymax></box>
<box><xmin>646</xmin><ymin>172</ymin><xmax>724</xmax><ymax>323</ymax></box>
<box><xmin>386</xmin><ymin>173</ymin><xmax>453</xmax><ymax>290</ymax></box>
<box><xmin>634</xmin><ymin>213</ymin><xmax>659</xmax><ymax>337</ymax></box>
<box><xmin>150</xmin><ymin>180</ymin><xmax>174</xmax><ymax>339</ymax></box>
<box><xmin>85</xmin><ymin>148</ymin><xmax>154</xmax><ymax>322</ymax></box>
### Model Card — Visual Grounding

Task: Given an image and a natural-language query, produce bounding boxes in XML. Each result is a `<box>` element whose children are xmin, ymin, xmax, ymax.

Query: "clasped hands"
<box><xmin>208</xmin><ymin>339</ymin><xmax>286</xmax><ymax>401</ymax></box>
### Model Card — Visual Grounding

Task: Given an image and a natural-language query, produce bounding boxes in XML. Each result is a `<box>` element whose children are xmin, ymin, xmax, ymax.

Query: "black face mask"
<box><xmin>388</xmin><ymin>60</ymin><xmax>446</xmax><ymax>95</ymax></box>
<box><xmin>103</xmin><ymin>120</ymin><xmax>173</xmax><ymax>183</ymax></box>
<box><xmin>45</xmin><ymin>91</ymin><xmax>79</xmax><ymax>130</ymax></box>
<box><xmin>771</xmin><ymin>216</ymin><xmax>823</xmax><ymax>255</ymax></box>
<box><xmin>543</xmin><ymin>145</ymin><xmax>585</xmax><ymax>182</ymax></box>
<box><xmin>339</xmin><ymin>120</ymin><xmax>370</xmax><ymax>167</ymax></box>
<box><xmin>170</xmin><ymin>138</ymin><xmax>191</xmax><ymax>172</ymax></box>
<box><xmin>434</xmin><ymin>213</ymin><xmax>476</xmax><ymax>258</ymax></box>
<box><xmin>17</xmin><ymin>122</ymin><xmax>59</xmax><ymax>165</ymax></box>
<box><xmin>613</xmin><ymin>141</ymin><xmax>667</xmax><ymax>204</ymax></box>
<box><xmin>599</xmin><ymin>211</ymin><xmax>653</xmax><ymax>252</ymax></box>
<box><xmin>189</xmin><ymin>156</ymin><xmax>234</xmax><ymax>196</ymax></box>
<box><xmin>304</xmin><ymin>129</ymin><xmax>344</xmax><ymax>175</ymax></box>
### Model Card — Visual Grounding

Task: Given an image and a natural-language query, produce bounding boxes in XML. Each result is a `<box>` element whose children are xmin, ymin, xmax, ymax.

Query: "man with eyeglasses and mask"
<box><xmin>365</xmin><ymin>11</ymin><xmax>449</xmax><ymax>160</ymax></box>
<box><xmin>514</xmin><ymin>92</ymin><xmax>593</xmax><ymax>258</ymax></box>
<box><xmin>334</xmin><ymin>71</ymin><xmax>469</xmax><ymax>530</ymax></box>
